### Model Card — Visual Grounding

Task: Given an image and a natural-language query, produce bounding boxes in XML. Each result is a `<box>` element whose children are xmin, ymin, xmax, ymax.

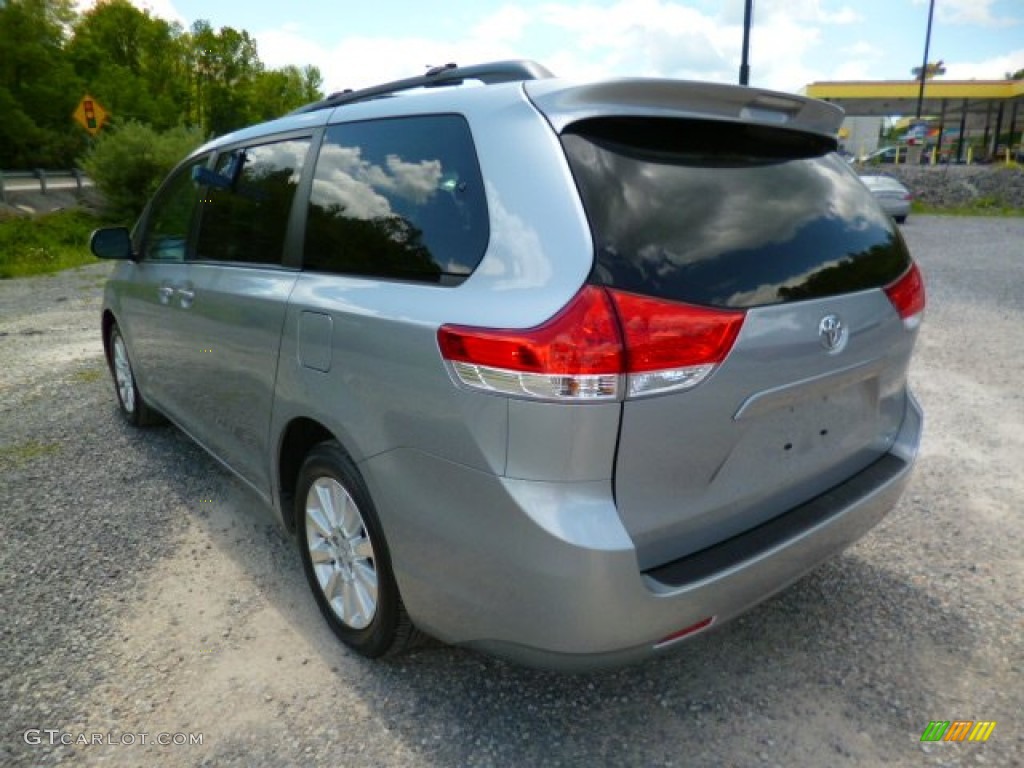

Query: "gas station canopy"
<box><xmin>803</xmin><ymin>79</ymin><xmax>1023</xmax><ymax>131</ymax></box>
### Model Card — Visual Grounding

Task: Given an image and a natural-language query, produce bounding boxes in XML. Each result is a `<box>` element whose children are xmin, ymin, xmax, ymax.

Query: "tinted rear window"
<box><xmin>562</xmin><ymin>118</ymin><xmax>910</xmax><ymax>308</ymax></box>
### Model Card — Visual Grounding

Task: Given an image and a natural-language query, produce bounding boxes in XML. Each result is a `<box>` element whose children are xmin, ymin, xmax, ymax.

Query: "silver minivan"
<box><xmin>91</xmin><ymin>61</ymin><xmax>925</xmax><ymax>670</ymax></box>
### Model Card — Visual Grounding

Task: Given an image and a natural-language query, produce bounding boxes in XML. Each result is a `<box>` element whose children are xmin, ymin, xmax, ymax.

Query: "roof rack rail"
<box><xmin>290</xmin><ymin>59</ymin><xmax>554</xmax><ymax>115</ymax></box>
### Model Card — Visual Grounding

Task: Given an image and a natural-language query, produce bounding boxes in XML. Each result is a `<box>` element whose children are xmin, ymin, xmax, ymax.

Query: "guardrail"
<box><xmin>0</xmin><ymin>169</ymin><xmax>94</xmax><ymax>204</ymax></box>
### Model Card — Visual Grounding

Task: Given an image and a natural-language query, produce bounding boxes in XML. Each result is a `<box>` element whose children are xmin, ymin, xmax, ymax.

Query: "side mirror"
<box><xmin>90</xmin><ymin>227</ymin><xmax>134</xmax><ymax>260</ymax></box>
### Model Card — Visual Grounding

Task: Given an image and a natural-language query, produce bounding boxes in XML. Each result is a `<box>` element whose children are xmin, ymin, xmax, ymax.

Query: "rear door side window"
<box><xmin>304</xmin><ymin>115</ymin><xmax>488</xmax><ymax>284</ymax></box>
<box><xmin>195</xmin><ymin>138</ymin><xmax>311</xmax><ymax>266</ymax></box>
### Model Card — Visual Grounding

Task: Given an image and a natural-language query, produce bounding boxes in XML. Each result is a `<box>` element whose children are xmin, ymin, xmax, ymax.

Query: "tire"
<box><xmin>108</xmin><ymin>323</ymin><xmax>163</xmax><ymax>427</ymax></box>
<box><xmin>895</xmin><ymin>215</ymin><xmax>907</xmax><ymax>224</ymax></box>
<box><xmin>295</xmin><ymin>441</ymin><xmax>420</xmax><ymax>658</ymax></box>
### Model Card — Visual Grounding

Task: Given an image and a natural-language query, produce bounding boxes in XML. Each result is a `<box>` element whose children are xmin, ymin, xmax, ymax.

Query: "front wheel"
<box><xmin>296</xmin><ymin>441</ymin><xmax>420</xmax><ymax>658</ymax></box>
<box><xmin>108</xmin><ymin>324</ymin><xmax>162</xmax><ymax>427</ymax></box>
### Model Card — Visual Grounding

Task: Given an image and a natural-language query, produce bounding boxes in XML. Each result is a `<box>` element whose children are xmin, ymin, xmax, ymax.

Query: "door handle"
<box><xmin>176</xmin><ymin>284</ymin><xmax>195</xmax><ymax>309</ymax></box>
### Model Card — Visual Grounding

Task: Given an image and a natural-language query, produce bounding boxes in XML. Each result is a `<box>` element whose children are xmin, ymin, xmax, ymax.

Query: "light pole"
<box><xmin>739</xmin><ymin>0</ymin><xmax>753</xmax><ymax>86</ymax></box>
<box><xmin>915</xmin><ymin>0</ymin><xmax>936</xmax><ymax>119</ymax></box>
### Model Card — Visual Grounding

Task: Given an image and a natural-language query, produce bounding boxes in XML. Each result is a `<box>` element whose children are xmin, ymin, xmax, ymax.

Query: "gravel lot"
<box><xmin>2</xmin><ymin>216</ymin><xmax>1022</xmax><ymax>767</ymax></box>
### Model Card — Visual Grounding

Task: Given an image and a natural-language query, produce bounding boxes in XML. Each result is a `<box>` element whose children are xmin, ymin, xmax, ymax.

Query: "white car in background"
<box><xmin>859</xmin><ymin>175</ymin><xmax>912</xmax><ymax>223</ymax></box>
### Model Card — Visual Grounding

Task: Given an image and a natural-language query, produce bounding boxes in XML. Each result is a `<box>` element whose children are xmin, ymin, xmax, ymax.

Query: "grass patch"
<box><xmin>0</xmin><ymin>440</ymin><xmax>61</xmax><ymax>468</ymax></box>
<box><xmin>70</xmin><ymin>368</ymin><xmax>106</xmax><ymax>384</ymax></box>
<box><xmin>0</xmin><ymin>209</ymin><xmax>106</xmax><ymax>279</ymax></box>
<box><xmin>911</xmin><ymin>199</ymin><xmax>1024</xmax><ymax>217</ymax></box>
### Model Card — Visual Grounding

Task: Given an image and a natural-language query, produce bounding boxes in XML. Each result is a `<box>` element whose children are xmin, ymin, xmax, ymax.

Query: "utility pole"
<box><xmin>739</xmin><ymin>0</ymin><xmax>753</xmax><ymax>86</ymax></box>
<box><xmin>915</xmin><ymin>0</ymin><xmax>936</xmax><ymax>118</ymax></box>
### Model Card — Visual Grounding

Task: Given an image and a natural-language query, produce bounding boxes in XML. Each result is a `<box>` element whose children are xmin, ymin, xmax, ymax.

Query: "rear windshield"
<box><xmin>561</xmin><ymin>117</ymin><xmax>911</xmax><ymax>308</ymax></box>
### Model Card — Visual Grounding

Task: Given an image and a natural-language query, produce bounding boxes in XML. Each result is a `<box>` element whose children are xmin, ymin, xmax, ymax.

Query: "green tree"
<box><xmin>0</xmin><ymin>0</ymin><xmax>85</xmax><ymax>167</ymax></box>
<box><xmin>80</xmin><ymin>120</ymin><xmax>204</xmax><ymax>220</ymax></box>
<box><xmin>190</xmin><ymin>21</ymin><xmax>263</xmax><ymax>136</ymax></box>
<box><xmin>0</xmin><ymin>2</ymin><xmax>323</xmax><ymax>169</ymax></box>
<box><xmin>911</xmin><ymin>60</ymin><xmax>946</xmax><ymax>79</ymax></box>
<box><xmin>246</xmin><ymin>64</ymin><xmax>323</xmax><ymax>122</ymax></box>
<box><xmin>68</xmin><ymin>0</ymin><xmax>188</xmax><ymax>130</ymax></box>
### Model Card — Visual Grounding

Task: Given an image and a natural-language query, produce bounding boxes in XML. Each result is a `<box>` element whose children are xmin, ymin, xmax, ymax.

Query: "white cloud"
<box><xmin>537</xmin><ymin>0</ymin><xmax>734</xmax><ymax>81</ymax></box>
<box><xmin>758</xmin><ymin>0</ymin><xmax>861</xmax><ymax>25</ymax></box>
<box><xmin>832</xmin><ymin>60</ymin><xmax>874</xmax><ymax>80</ymax></box>
<box><xmin>74</xmin><ymin>0</ymin><xmax>187</xmax><ymax>26</ymax></box>
<box><xmin>841</xmin><ymin>41</ymin><xmax>882</xmax><ymax>58</ymax></box>
<box><xmin>943</xmin><ymin>48</ymin><xmax>1024</xmax><ymax>80</ymax></box>
<box><xmin>910</xmin><ymin>0</ymin><xmax>1019</xmax><ymax>27</ymax></box>
<box><xmin>251</xmin><ymin>0</ymin><xmax>841</xmax><ymax>97</ymax></box>
<box><xmin>828</xmin><ymin>40</ymin><xmax>884</xmax><ymax>80</ymax></box>
<box><xmin>254</xmin><ymin>17</ymin><xmax>531</xmax><ymax>94</ymax></box>
<box><xmin>471</xmin><ymin>5</ymin><xmax>532</xmax><ymax>43</ymax></box>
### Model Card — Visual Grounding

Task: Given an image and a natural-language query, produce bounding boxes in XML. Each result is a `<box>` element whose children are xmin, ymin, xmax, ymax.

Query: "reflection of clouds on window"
<box><xmin>242</xmin><ymin>140</ymin><xmax>308</xmax><ymax>186</ymax></box>
<box><xmin>304</xmin><ymin>115</ymin><xmax>489</xmax><ymax>283</ymax></box>
<box><xmin>608</xmin><ymin>156</ymin><xmax>887</xmax><ymax>272</ymax></box>
<box><xmin>476</xmin><ymin>181</ymin><xmax>551</xmax><ymax>288</ymax></box>
<box><xmin>309</xmin><ymin>143</ymin><xmax>443</xmax><ymax>220</ymax></box>
<box><xmin>564</xmin><ymin>123</ymin><xmax>909</xmax><ymax>308</ymax></box>
<box><xmin>196</xmin><ymin>138</ymin><xmax>310</xmax><ymax>265</ymax></box>
<box><xmin>311</xmin><ymin>175</ymin><xmax>392</xmax><ymax>220</ymax></box>
<box><xmin>385</xmin><ymin>155</ymin><xmax>442</xmax><ymax>204</ymax></box>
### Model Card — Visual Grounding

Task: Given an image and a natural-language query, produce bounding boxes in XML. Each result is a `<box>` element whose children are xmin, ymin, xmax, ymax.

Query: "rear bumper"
<box><xmin>362</xmin><ymin>393</ymin><xmax>922</xmax><ymax>671</ymax></box>
<box><xmin>881</xmin><ymin>199</ymin><xmax>911</xmax><ymax>218</ymax></box>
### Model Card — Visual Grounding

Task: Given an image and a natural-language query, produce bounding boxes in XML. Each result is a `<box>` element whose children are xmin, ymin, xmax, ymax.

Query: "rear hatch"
<box><xmin>533</xmin><ymin>86</ymin><xmax>921</xmax><ymax>570</ymax></box>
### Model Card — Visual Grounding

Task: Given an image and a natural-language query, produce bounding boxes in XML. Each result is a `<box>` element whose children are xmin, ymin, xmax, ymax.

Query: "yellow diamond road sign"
<box><xmin>73</xmin><ymin>95</ymin><xmax>109</xmax><ymax>136</ymax></box>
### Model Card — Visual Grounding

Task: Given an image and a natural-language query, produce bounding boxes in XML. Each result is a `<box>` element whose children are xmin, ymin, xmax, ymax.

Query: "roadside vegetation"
<box><xmin>1</xmin><ymin>0</ymin><xmax>326</xmax><ymax>278</ymax></box>
<box><xmin>81</xmin><ymin>122</ymin><xmax>204</xmax><ymax>220</ymax></box>
<box><xmin>0</xmin><ymin>209</ymin><xmax>103</xmax><ymax>279</ymax></box>
<box><xmin>911</xmin><ymin>199</ymin><xmax>1024</xmax><ymax>217</ymax></box>
<box><xmin>1</xmin><ymin>0</ymin><xmax>323</xmax><ymax>170</ymax></box>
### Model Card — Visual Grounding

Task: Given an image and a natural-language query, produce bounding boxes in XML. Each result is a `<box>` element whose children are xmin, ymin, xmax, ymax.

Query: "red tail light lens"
<box><xmin>884</xmin><ymin>262</ymin><xmax>925</xmax><ymax>330</ymax></box>
<box><xmin>437</xmin><ymin>286</ymin><xmax>624</xmax><ymax>401</ymax></box>
<box><xmin>611</xmin><ymin>291</ymin><xmax>745</xmax><ymax>370</ymax></box>
<box><xmin>438</xmin><ymin>286</ymin><xmax>622</xmax><ymax>374</ymax></box>
<box><xmin>608</xmin><ymin>290</ymin><xmax>745</xmax><ymax>396</ymax></box>
<box><xmin>438</xmin><ymin>286</ymin><xmax>746</xmax><ymax>401</ymax></box>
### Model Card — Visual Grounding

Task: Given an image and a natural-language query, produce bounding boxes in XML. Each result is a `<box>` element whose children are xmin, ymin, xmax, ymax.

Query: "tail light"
<box><xmin>437</xmin><ymin>286</ymin><xmax>623</xmax><ymax>401</ymax></box>
<box><xmin>884</xmin><ymin>262</ymin><xmax>926</xmax><ymax>330</ymax></box>
<box><xmin>437</xmin><ymin>286</ymin><xmax>745</xmax><ymax>402</ymax></box>
<box><xmin>608</xmin><ymin>291</ymin><xmax>745</xmax><ymax>398</ymax></box>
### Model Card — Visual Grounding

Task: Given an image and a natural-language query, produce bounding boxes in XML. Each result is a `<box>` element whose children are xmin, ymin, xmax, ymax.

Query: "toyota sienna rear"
<box><xmin>92</xmin><ymin>61</ymin><xmax>924</xmax><ymax>670</ymax></box>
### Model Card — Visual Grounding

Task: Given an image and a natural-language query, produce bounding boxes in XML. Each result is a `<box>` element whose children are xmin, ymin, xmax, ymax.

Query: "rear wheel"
<box><xmin>108</xmin><ymin>324</ymin><xmax>162</xmax><ymax>427</ymax></box>
<box><xmin>296</xmin><ymin>441</ymin><xmax>420</xmax><ymax>658</ymax></box>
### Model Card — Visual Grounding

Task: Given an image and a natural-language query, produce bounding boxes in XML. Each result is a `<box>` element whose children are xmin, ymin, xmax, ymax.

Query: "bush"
<box><xmin>0</xmin><ymin>209</ymin><xmax>103</xmax><ymax>278</ymax></box>
<box><xmin>80</xmin><ymin>121</ymin><xmax>204</xmax><ymax>222</ymax></box>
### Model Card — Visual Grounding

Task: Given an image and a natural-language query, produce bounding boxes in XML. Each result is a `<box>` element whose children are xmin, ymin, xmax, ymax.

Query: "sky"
<box><xmin>78</xmin><ymin>0</ymin><xmax>1024</xmax><ymax>95</ymax></box>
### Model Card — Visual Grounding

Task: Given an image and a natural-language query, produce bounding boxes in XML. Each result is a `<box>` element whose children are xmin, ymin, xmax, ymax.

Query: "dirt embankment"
<box><xmin>860</xmin><ymin>164</ymin><xmax>1024</xmax><ymax>208</ymax></box>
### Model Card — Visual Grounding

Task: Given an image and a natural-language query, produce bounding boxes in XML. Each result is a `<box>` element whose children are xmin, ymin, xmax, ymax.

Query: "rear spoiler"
<box><xmin>525</xmin><ymin>79</ymin><xmax>844</xmax><ymax>138</ymax></box>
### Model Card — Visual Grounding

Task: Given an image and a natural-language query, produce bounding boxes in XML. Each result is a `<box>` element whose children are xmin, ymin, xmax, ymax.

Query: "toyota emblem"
<box><xmin>818</xmin><ymin>314</ymin><xmax>847</xmax><ymax>354</ymax></box>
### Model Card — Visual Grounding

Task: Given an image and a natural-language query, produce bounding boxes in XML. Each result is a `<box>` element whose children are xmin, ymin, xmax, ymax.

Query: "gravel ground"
<box><xmin>1</xmin><ymin>216</ymin><xmax>1022</xmax><ymax>767</ymax></box>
